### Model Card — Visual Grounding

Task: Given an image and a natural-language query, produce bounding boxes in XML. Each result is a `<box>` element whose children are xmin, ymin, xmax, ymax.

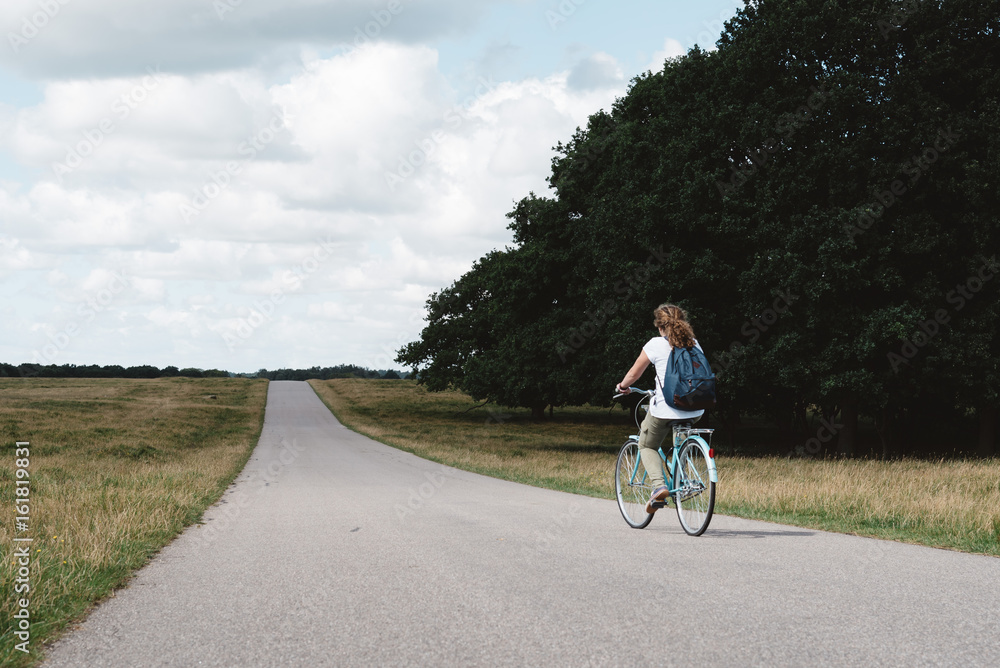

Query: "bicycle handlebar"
<box><xmin>612</xmin><ymin>387</ymin><xmax>654</xmax><ymax>399</ymax></box>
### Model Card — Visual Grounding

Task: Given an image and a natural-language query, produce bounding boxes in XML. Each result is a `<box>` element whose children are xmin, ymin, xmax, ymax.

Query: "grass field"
<box><xmin>310</xmin><ymin>378</ymin><xmax>1000</xmax><ymax>557</ymax></box>
<box><xmin>0</xmin><ymin>377</ymin><xmax>268</xmax><ymax>667</ymax></box>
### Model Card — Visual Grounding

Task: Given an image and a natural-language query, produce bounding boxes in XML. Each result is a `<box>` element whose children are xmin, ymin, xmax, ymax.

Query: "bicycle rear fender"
<box><xmin>688</xmin><ymin>435</ymin><xmax>718</xmax><ymax>483</ymax></box>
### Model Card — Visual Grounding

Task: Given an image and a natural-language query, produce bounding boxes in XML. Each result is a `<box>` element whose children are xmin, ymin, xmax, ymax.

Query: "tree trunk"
<box><xmin>718</xmin><ymin>407</ymin><xmax>739</xmax><ymax>451</ymax></box>
<box><xmin>838</xmin><ymin>397</ymin><xmax>859</xmax><ymax>458</ymax></box>
<box><xmin>775</xmin><ymin>403</ymin><xmax>796</xmax><ymax>456</ymax></box>
<box><xmin>978</xmin><ymin>405</ymin><xmax>997</xmax><ymax>458</ymax></box>
<box><xmin>793</xmin><ymin>399</ymin><xmax>809</xmax><ymax>442</ymax></box>
<box><xmin>875</xmin><ymin>406</ymin><xmax>895</xmax><ymax>460</ymax></box>
<box><xmin>531</xmin><ymin>404</ymin><xmax>546</xmax><ymax>420</ymax></box>
<box><xmin>895</xmin><ymin>408</ymin><xmax>908</xmax><ymax>459</ymax></box>
<box><xmin>878</xmin><ymin>406</ymin><xmax>899</xmax><ymax>460</ymax></box>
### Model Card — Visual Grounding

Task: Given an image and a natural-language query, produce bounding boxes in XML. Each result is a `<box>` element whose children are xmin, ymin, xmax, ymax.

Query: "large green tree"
<box><xmin>399</xmin><ymin>0</ymin><xmax>999</xmax><ymax>455</ymax></box>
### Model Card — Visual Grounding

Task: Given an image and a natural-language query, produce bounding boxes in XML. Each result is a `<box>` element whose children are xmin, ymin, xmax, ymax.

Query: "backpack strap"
<box><xmin>656</xmin><ymin>338</ymin><xmax>674</xmax><ymax>407</ymax></box>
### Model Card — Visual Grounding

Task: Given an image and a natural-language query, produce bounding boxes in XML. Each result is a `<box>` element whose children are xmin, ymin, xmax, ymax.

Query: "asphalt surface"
<box><xmin>44</xmin><ymin>381</ymin><xmax>1000</xmax><ymax>667</ymax></box>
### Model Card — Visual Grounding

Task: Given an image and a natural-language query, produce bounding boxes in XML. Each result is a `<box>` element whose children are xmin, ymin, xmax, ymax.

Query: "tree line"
<box><xmin>0</xmin><ymin>363</ymin><xmax>408</xmax><ymax>381</ymax></box>
<box><xmin>0</xmin><ymin>363</ymin><xmax>229</xmax><ymax>378</ymax></box>
<box><xmin>397</xmin><ymin>0</ymin><xmax>999</xmax><ymax>458</ymax></box>
<box><xmin>253</xmin><ymin>366</ymin><xmax>409</xmax><ymax>381</ymax></box>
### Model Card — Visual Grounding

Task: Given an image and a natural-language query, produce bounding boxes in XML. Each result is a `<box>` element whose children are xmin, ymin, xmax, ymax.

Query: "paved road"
<box><xmin>45</xmin><ymin>381</ymin><xmax>1000</xmax><ymax>667</ymax></box>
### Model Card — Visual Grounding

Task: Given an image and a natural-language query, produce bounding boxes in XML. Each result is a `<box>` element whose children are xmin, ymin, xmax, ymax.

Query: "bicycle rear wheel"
<box><xmin>615</xmin><ymin>439</ymin><xmax>653</xmax><ymax>529</ymax></box>
<box><xmin>674</xmin><ymin>439</ymin><xmax>716</xmax><ymax>536</ymax></box>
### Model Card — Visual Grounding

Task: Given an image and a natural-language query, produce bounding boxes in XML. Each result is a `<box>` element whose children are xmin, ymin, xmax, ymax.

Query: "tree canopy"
<box><xmin>398</xmin><ymin>0</ymin><xmax>999</xmax><ymax>456</ymax></box>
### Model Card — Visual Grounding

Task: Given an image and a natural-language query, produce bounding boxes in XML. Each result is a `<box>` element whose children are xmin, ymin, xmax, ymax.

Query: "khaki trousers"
<box><xmin>637</xmin><ymin>411</ymin><xmax>700</xmax><ymax>490</ymax></box>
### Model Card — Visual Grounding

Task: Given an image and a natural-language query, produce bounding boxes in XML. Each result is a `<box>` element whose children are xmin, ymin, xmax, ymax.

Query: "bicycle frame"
<box><xmin>626</xmin><ymin>426</ymin><xmax>718</xmax><ymax>495</ymax></box>
<box><xmin>621</xmin><ymin>389</ymin><xmax>717</xmax><ymax>495</ymax></box>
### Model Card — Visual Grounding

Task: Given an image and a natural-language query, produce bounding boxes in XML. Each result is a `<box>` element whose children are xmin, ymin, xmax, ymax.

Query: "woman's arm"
<box><xmin>616</xmin><ymin>350</ymin><xmax>651</xmax><ymax>393</ymax></box>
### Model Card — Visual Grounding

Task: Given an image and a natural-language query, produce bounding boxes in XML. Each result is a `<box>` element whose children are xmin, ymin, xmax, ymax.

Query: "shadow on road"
<box><xmin>705</xmin><ymin>529</ymin><xmax>815</xmax><ymax>539</ymax></box>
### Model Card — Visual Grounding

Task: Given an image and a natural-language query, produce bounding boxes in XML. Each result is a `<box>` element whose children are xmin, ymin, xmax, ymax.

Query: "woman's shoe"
<box><xmin>645</xmin><ymin>486</ymin><xmax>670</xmax><ymax>514</ymax></box>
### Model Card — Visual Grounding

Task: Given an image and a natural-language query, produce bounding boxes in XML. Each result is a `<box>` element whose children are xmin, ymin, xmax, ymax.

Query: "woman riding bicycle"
<box><xmin>615</xmin><ymin>303</ymin><xmax>705</xmax><ymax>514</ymax></box>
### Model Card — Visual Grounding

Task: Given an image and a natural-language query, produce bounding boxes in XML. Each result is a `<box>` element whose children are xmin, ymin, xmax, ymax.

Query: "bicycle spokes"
<box><xmin>674</xmin><ymin>440</ymin><xmax>716</xmax><ymax>536</ymax></box>
<box><xmin>676</xmin><ymin>460</ymin><xmax>706</xmax><ymax>500</ymax></box>
<box><xmin>615</xmin><ymin>440</ymin><xmax>653</xmax><ymax>529</ymax></box>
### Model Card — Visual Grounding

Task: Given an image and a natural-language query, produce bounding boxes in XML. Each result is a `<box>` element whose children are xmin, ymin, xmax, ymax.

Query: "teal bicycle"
<box><xmin>613</xmin><ymin>387</ymin><xmax>717</xmax><ymax>535</ymax></box>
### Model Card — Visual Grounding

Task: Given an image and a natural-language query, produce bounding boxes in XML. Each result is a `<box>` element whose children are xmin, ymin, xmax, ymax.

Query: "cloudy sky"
<box><xmin>0</xmin><ymin>0</ymin><xmax>742</xmax><ymax>373</ymax></box>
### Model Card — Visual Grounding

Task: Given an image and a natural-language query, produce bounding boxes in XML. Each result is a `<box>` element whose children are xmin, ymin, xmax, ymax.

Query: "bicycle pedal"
<box><xmin>651</xmin><ymin>501</ymin><xmax>667</xmax><ymax>508</ymax></box>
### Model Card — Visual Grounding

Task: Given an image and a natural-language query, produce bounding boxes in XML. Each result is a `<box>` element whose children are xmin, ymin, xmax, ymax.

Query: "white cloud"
<box><xmin>0</xmin><ymin>236</ymin><xmax>37</xmax><ymax>278</ymax></box>
<box><xmin>0</xmin><ymin>40</ymin><xmax>626</xmax><ymax>370</ymax></box>
<box><xmin>567</xmin><ymin>52</ymin><xmax>624</xmax><ymax>91</ymax></box>
<box><xmin>307</xmin><ymin>302</ymin><xmax>363</xmax><ymax>321</ymax></box>
<box><xmin>0</xmin><ymin>0</ymin><xmax>501</xmax><ymax>78</ymax></box>
<box><xmin>647</xmin><ymin>38</ymin><xmax>686</xmax><ymax>72</ymax></box>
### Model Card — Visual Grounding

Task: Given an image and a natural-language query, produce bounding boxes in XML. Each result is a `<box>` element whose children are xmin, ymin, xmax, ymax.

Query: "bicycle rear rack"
<box><xmin>676</xmin><ymin>428</ymin><xmax>714</xmax><ymax>443</ymax></box>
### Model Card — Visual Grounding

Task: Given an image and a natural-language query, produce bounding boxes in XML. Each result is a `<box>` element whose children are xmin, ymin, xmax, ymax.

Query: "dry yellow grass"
<box><xmin>0</xmin><ymin>377</ymin><xmax>268</xmax><ymax>667</ymax></box>
<box><xmin>719</xmin><ymin>457</ymin><xmax>1000</xmax><ymax>553</ymax></box>
<box><xmin>311</xmin><ymin>378</ymin><xmax>1000</xmax><ymax>556</ymax></box>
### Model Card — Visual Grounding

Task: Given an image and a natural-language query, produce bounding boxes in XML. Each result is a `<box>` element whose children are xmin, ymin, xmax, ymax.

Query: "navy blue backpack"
<box><xmin>661</xmin><ymin>343</ymin><xmax>717</xmax><ymax>411</ymax></box>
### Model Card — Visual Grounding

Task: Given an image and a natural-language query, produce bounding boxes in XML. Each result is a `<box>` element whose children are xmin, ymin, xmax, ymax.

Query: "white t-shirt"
<box><xmin>642</xmin><ymin>337</ymin><xmax>706</xmax><ymax>420</ymax></box>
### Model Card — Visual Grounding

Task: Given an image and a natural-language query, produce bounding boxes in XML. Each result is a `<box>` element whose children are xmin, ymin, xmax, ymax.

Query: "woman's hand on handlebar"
<box><xmin>615</xmin><ymin>383</ymin><xmax>631</xmax><ymax>395</ymax></box>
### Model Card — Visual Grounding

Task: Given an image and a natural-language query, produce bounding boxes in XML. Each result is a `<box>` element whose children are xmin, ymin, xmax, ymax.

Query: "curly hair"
<box><xmin>653</xmin><ymin>303</ymin><xmax>696</xmax><ymax>348</ymax></box>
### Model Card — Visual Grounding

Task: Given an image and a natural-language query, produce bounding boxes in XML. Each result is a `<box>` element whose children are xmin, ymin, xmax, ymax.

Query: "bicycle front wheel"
<box><xmin>674</xmin><ymin>439</ymin><xmax>716</xmax><ymax>536</ymax></box>
<box><xmin>615</xmin><ymin>439</ymin><xmax>653</xmax><ymax>529</ymax></box>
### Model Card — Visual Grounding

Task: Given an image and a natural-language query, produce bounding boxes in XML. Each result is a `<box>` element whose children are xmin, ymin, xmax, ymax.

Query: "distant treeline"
<box><xmin>0</xmin><ymin>363</ymin><xmax>409</xmax><ymax>380</ymax></box>
<box><xmin>253</xmin><ymin>366</ymin><xmax>410</xmax><ymax>380</ymax></box>
<box><xmin>0</xmin><ymin>363</ymin><xmax>228</xmax><ymax>378</ymax></box>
